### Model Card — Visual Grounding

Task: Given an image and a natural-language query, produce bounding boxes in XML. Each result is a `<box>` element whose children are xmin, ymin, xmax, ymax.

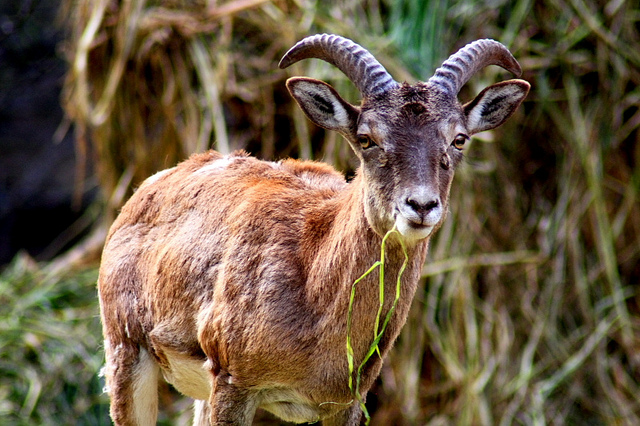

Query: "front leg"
<box><xmin>208</xmin><ymin>372</ymin><xmax>258</xmax><ymax>426</ymax></box>
<box><xmin>322</xmin><ymin>401</ymin><xmax>363</xmax><ymax>426</ymax></box>
<box><xmin>193</xmin><ymin>400</ymin><xmax>210</xmax><ymax>426</ymax></box>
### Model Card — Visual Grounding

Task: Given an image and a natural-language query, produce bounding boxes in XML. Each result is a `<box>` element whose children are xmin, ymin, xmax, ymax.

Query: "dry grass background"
<box><xmin>1</xmin><ymin>0</ymin><xmax>638</xmax><ymax>424</ymax></box>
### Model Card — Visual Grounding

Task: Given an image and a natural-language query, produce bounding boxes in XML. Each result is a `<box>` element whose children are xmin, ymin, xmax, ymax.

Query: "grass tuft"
<box><xmin>0</xmin><ymin>255</ymin><xmax>108</xmax><ymax>425</ymax></box>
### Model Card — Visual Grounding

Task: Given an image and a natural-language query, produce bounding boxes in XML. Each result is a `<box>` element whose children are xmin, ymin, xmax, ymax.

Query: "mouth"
<box><xmin>394</xmin><ymin>209</ymin><xmax>435</xmax><ymax>241</ymax></box>
<box><xmin>406</xmin><ymin>220</ymin><xmax>432</xmax><ymax>230</ymax></box>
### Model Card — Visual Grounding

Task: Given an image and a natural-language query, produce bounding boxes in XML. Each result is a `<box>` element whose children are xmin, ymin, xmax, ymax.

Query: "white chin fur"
<box><xmin>395</xmin><ymin>219</ymin><xmax>434</xmax><ymax>243</ymax></box>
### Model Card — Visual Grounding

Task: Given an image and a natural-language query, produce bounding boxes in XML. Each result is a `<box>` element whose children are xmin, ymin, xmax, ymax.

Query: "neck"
<box><xmin>302</xmin><ymin>171</ymin><xmax>430</xmax><ymax>392</ymax></box>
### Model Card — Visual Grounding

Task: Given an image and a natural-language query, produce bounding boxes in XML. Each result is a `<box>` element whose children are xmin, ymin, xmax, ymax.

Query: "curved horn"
<box><xmin>428</xmin><ymin>39</ymin><xmax>522</xmax><ymax>95</ymax></box>
<box><xmin>279</xmin><ymin>34</ymin><xmax>399</xmax><ymax>97</ymax></box>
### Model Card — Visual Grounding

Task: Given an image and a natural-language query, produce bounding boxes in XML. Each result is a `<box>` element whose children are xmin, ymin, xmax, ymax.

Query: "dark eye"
<box><xmin>452</xmin><ymin>134</ymin><xmax>468</xmax><ymax>150</ymax></box>
<box><xmin>357</xmin><ymin>135</ymin><xmax>375</xmax><ymax>150</ymax></box>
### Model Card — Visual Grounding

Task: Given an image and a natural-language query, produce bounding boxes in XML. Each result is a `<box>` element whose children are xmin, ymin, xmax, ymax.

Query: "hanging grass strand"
<box><xmin>373</xmin><ymin>229</ymin><xmax>386</xmax><ymax>357</ymax></box>
<box><xmin>346</xmin><ymin>226</ymin><xmax>409</xmax><ymax>424</ymax></box>
<box><xmin>345</xmin><ymin>260</ymin><xmax>381</xmax><ymax>392</ymax></box>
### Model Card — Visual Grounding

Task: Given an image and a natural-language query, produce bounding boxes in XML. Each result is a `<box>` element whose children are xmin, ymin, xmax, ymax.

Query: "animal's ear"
<box><xmin>463</xmin><ymin>79</ymin><xmax>530</xmax><ymax>134</ymax></box>
<box><xmin>286</xmin><ymin>77</ymin><xmax>359</xmax><ymax>138</ymax></box>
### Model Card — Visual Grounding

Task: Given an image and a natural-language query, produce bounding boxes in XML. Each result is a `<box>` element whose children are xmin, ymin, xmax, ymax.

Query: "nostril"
<box><xmin>406</xmin><ymin>197</ymin><xmax>440</xmax><ymax>214</ymax></box>
<box><xmin>405</xmin><ymin>198</ymin><xmax>419</xmax><ymax>212</ymax></box>
<box><xmin>425</xmin><ymin>199</ymin><xmax>439</xmax><ymax>211</ymax></box>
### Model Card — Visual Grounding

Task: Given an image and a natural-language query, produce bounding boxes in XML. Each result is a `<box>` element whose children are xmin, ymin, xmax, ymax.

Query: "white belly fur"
<box><xmin>159</xmin><ymin>351</ymin><xmax>330</xmax><ymax>423</ymax></box>
<box><xmin>259</xmin><ymin>389</ymin><xmax>324</xmax><ymax>423</ymax></box>
<box><xmin>160</xmin><ymin>349</ymin><xmax>211</xmax><ymax>401</ymax></box>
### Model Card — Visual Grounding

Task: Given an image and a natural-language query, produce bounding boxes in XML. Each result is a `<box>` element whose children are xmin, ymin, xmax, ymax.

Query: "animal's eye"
<box><xmin>452</xmin><ymin>134</ymin><xmax>468</xmax><ymax>150</ymax></box>
<box><xmin>357</xmin><ymin>135</ymin><xmax>375</xmax><ymax>150</ymax></box>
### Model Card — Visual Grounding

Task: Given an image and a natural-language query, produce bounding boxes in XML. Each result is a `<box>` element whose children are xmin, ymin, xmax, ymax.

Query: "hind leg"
<box><xmin>322</xmin><ymin>400</ymin><xmax>363</xmax><ymax>426</ymax></box>
<box><xmin>103</xmin><ymin>340</ymin><xmax>159</xmax><ymax>425</ymax></box>
<box><xmin>191</xmin><ymin>381</ymin><xmax>255</xmax><ymax>426</ymax></box>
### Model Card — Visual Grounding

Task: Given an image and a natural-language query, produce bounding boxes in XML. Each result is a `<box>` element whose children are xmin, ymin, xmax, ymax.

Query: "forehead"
<box><xmin>359</xmin><ymin>82</ymin><xmax>462</xmax><ymax>132</ymax></box>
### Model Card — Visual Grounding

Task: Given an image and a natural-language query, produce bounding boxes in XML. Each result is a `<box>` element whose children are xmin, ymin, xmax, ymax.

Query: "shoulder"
<box><xmin>278</xmin><ymin>158</ymin><xmax>347</xmax><ymax>192</ymax></box>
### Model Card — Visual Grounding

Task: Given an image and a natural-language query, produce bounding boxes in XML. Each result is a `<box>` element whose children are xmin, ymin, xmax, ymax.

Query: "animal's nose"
<box><xmin>405</xmin><ymin>195</ymin><xmax>440</xmax><ymax>216</ymax></box>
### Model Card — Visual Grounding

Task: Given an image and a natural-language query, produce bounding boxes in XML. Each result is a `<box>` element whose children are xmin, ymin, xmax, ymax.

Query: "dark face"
<box><xmin>285</xmin><ymin>62</ymin><xmax>528</xmax><ymax>246</ymax></box>
<box><xmin>354</xmin><ymin>84</ymin><xmax>468</xmax><ymax>242</ymax></box>
<box><xmin>283</xmin><ymin>34</ymin><xmax>530</xmax><ymax>246</ymax></box>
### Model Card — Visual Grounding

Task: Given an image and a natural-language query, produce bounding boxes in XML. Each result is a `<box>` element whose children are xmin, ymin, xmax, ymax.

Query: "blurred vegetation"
<box><xmin>0</xmin><ymin>256</ymin><xmax>107</xmax><ymax>425</ymax></box>
<box><xmin>1</xmin><ymin>0</ymin><xmax>638</xmax><ymax>424</ymax></box>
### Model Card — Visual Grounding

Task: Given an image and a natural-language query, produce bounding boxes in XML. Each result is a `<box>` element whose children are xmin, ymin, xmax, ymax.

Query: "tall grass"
<box><xmin>379</xmin><ymin>1</ymin><xmax>640</xmax><ymax>424</ymax></box>
<box><xmin>0</xmin><ymin>256</ymin><xmax>108</xmax><ymax>425</ymax></box>
<box><xmin>3</xmin><ymin>0</ymin><xmax>633</xmax><ymax>424</ymax></box>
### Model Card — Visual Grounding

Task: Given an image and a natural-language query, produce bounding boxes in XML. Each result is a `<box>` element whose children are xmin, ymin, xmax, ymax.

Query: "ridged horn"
<box><xmin>428</xmin><ymin>39</ymin><xmax>522</xmax><ymax>95</ymax></box>
<box><xmin>279</xmin><ymin>34</ymin><xmax>399</xmax><ymax>97</ymax></box>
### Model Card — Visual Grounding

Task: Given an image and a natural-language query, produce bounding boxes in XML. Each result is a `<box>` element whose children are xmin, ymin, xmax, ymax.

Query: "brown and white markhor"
<box><xmin>98</xmin><ymin>34</ymin><xmax>530</xmax><ymax>425</ymax></box>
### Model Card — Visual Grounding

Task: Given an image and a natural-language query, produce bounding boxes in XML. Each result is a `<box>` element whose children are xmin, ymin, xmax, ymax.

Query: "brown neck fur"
<box><xmin>300</xmin><ymin>170</ymin><xmax>430</xmax><ymax>394</ymax></box>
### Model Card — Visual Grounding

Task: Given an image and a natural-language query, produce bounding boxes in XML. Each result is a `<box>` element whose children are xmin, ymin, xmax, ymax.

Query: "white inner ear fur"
<box><xmin>291</xmin><ymin>81</ymin><xmax>351</xmax><ymax>131</ymax></box>
<box><xmin>466</xmin><ymin>102</ymin><xmax>485</xmax><ymax>134</ymax></box>
<box><xmin>466</xmin><ymin>84</ymin><xmax>526</xmax><ymax>134</ymax></box>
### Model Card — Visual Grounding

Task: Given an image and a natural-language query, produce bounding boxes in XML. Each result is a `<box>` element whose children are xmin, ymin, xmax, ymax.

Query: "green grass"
<box><xmin>0</xmin><ymin>256</ymin><xmax>108</xmax><ymax>425</ymax></box>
